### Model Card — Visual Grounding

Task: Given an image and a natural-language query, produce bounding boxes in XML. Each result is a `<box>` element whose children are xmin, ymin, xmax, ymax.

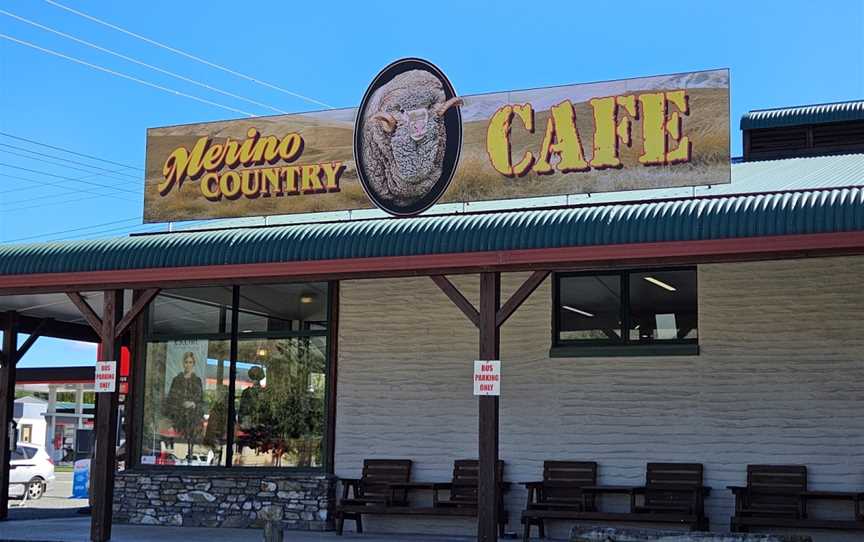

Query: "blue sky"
<box><xmin>1</xmin><ymin>0</ymin><xmax>863</xmax><ymax>367</ymax></box>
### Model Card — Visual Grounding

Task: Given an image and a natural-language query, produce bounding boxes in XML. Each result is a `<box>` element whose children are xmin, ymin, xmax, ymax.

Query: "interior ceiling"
<box><xmin>0</xmin><ymin>292</ymin><xmax>104</xmax><ymax>325</ymax></box>
<box><xmin>0</xmin><ymin>291</ymin><xmax>137</xmax><ymax>327</ymax></box>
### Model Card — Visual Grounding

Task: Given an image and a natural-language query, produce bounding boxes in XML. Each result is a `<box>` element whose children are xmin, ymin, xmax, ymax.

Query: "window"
<box><xmin>20</xmin><ymin>424</ymin><xmax>32</xmax><ymax>443</ymax></box>
<box><xmin>139</xmin><ymin>283</ymin><xmax>330</xmax><ymax>469</ymax></box>
<box><xmin>553</xmin><ymin>268</ymin><xmax>698</xmax><ymax>356</ymax></box>
<box><xmin>20</xmin><ymin>445</ymin><xmax>37</xmax><ymax>459</ymax></box>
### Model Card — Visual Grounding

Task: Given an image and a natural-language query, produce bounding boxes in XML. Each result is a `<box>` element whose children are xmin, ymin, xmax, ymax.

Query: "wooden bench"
<box><xmin>521</xmin><ymin>461</ymin><xmax>598</xmax><ymax>541</ymax></box>
<box><xmin>336</xmin><ymin>459</ymin><xmax>509</xmax><ymax>536</ymax></box>
<box><xmin>335</xmin><ymin>459</ymin><xmax>412</xmax><ymax>534</ymax></box>
<box><xmin>521</xmin><ymin>462</ymin><xmax>710</xmax><ymax>537</ymax></box>
<box><xmin>729</xmin><ymin>464</ymin><xmax>864</xmax><ymax>533</ymax></box>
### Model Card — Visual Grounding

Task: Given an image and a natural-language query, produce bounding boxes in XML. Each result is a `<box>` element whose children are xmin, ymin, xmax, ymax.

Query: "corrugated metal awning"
<box><xmin>741</xmin><ymin>100</ymin><xmax>864</xmax><ymax>130</ymax></box>
<box><xmin>0</xmin><ymin>187</ymin><xmax>861</xmax><ymax>277</ymax></box>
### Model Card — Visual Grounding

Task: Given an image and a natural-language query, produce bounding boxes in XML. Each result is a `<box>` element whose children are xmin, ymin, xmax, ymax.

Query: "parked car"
<box><xmin>181</xmin><ymin>451</ymin><xmax>215</xmax><ymax>466</ymax></box>
<box><xmin>8</xmin><ymin>443</ymin><xmax>55</xmax><ymax>500</ymax></box>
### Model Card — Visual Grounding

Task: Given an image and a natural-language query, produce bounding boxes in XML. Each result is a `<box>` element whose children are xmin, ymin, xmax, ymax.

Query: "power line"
<box><xmin>0</xmin><ymin>176</ymin><xmax>132</xmax><ymax>205</ymax></box>
<box><xmin>0</xmin><ymin>9</ymin><xmax>291</xmax><ymax>115</ymax></box>
<box><xmin>0</xmin><ymin>131</ymin><xmax>142</xmax><ymax>171</ymax></box>
<box><xmin>0</xmin><ymin>190</ymin><xmax>138</xmax><ymax>213</ymax></box>
<box><xmin>0</xmin><ymin>33</ymin><xmax>257</xmax><ymax>117</ymax></box>
<box><xmin>1</xmin><ymin>165</ymin><xmax>135</xmax><ymax>200</ymax></box>
<box><xmin>3</xmin><ymin>217</ymin><xmax>140</xmax><ymax>243</ymax></box>
<box><xmin>42</xmin><ymin>0</ymin><xmax>334</xmax><ymax>110</ymax></box>
<box><xmin>0</xmin><ymin>143</ymin><xmax>139</xmax><ymax>179</ymax></box>
<box><xmin>0</xmin><ymin>161</ymin><xmax>139</xmax><ymax>194</ymax></box>
<box><xmin>0</xmin><ymin>147</ymin><xmax>139</xmax><ymax>182</ymax></box>
<box><xmin>51</xmin><ymin>223</ymin><xmax>163</xmax><ymax>242</ymax></box>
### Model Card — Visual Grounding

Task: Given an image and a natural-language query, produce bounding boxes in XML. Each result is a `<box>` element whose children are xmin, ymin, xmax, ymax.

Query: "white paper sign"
<box><xmin>95</xmin><ymin>361</ymin><xmax>117</xmax><ymax>393</ymax></box>
<box><xmin>473</xmin><ymin>360</ymin><xmax>500</xmax><ymax>396</ymax></box>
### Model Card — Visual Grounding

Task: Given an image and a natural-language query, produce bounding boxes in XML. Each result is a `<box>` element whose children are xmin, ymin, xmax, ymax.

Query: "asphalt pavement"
<box><xmin>6</xmin><ymin>472</ymin><xmax>88</xmax><ymax>521</ymax></box>
<box><xmin>0</xmin><ymin>517</ymin><xmax>479</xmax><ymax>542</ymax></box>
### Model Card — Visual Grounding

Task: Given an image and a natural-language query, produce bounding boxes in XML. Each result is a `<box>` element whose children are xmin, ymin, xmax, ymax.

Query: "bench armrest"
<box><xmin>338</xmin><ymin>478</ymin><xmax>361</xmax><ymax>500</ymax></box>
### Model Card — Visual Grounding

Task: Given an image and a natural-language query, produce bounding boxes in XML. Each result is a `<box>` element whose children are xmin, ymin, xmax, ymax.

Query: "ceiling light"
<box><xmin>563</xmin><ymin>305</ymin><xmax>595</xmax><ymax>317</ymax></box>
<box><xmin>644</xmin><ymin>276</ymin><xmax>676</xmax><ymax>291</ymax></box>
<box><xmin>299</xmin><ymin>293</ymin><xmax>315</xmax><ymax>304</ymax></box>
<box><xmin>241</xmin><ymin>329</ymin><xmax>254</xmax><ymax>333</ymax></box>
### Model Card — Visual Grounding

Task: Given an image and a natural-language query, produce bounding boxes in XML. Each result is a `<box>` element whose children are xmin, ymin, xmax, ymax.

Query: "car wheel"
<box><xmin>26</xmin><ymin>478</ymin><xmax>45</xmax><ymax>500</ymax></box>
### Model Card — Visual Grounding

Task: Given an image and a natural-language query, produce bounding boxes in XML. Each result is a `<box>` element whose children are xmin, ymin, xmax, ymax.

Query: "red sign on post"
<box><xmin>473</xmin><ymin>360</ymin><xmax>500</xmax><ymax>396</ymax></box>
<box><xmin>95</xmin><ymin>361</ymin><xmax>117</xmax><ymax>393</ymax></box>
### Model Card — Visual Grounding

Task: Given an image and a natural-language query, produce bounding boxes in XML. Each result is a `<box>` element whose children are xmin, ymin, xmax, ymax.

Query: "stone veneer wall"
<box><xmin>113</xmin><ymin>471</ymin><xmax>334</xmax><ymax>530</ymax></box>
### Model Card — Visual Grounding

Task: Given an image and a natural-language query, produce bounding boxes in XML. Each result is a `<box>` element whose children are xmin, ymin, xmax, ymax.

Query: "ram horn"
<box><xmin>434</xmin><ymin>97</ymin><xmax>463</xmax><ymax>117</ymax></box>
<box><xmin>371</xmin><ymin>112</ymin><xmax>397</xmax><ymax>133</ymax></box>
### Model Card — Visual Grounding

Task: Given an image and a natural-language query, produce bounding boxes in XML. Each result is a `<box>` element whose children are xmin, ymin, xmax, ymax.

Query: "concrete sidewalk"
<box><xmin>0</xmin><ymin>518</ymin><xmax>479</xmax><ymax>542</ymax></box>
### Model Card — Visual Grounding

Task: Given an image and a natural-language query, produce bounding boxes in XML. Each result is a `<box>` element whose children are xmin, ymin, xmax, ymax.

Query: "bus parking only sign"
<box><xmin>95</xmin><ymin>361</ymin><xmax>117</xmax><ymax>393</ymax></box>
<box><xmin>473</xmin><ymin>360</ymin><xmax>500</xmax><ymax>396</ymax></box>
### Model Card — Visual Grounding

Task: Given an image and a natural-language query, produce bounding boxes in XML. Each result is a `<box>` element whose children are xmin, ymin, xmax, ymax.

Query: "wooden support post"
<box><xmin>477</xmin><ymin>272</ymin><xmax>500</xmax><ymax>542</ymax></box>
<box><xmin>91</xmin><ymin>290</ymin><xmax>123</xmax><ymax>542</ymax></box>
<box><xmin>67</xmin><ymin>288</ymin><xmax>157</xmax><ymax>540</ymax></box>
<box><xmin>0</xmin><ymin>312</ymin><xmax>18</xmax><ymax>521</ymax></box>
<box><xmin>429</xmin><ymin>271</ymin><xmax>549</xmax><ymax>541</ymax></box>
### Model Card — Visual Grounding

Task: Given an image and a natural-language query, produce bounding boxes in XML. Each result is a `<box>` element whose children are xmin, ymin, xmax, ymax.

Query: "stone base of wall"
<box><xmin>113</xmin><ymin>470</ymin><xmax>335</xmax><ymax>530</ymax></box>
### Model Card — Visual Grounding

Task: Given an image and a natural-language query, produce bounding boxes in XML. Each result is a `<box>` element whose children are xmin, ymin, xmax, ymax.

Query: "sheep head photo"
<box><xmin>355</xmin><ymin>59</ymin><xmax>463</xmax><ymax>216</ymax></box>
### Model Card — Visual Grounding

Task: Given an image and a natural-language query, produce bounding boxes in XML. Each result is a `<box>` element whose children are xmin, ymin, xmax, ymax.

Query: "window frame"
<box><xmin>551</xmin><ymin>267</ymin><xmax>699</xmax><ymax>357</ymax></box>
<box><xmin>132</xmin><ymin>282</ymin><xmax>335</xmax><ymax>473</ymax></box>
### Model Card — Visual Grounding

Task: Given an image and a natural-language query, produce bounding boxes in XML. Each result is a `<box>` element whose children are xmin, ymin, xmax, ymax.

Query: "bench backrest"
<box><xmin>746</xmin><ymin>464</ymin><xmax>807</xmax><ymax>517</ymax></box>
<box><xmin>358</xmin><ymin>459</ymin><xmax>412</xmax><ymax>500</ymax></box>
<box><xmin>540</xmin><ymin>461</ymin><xmax>598</xmax><ymax>505</ymax></box>
<box><xmin>644</xmin><ymin>463</ymin><xmax>704</xmax><ymax>512</ymax></box>
<box><xmin>450</xmin><ymin>459</ymin><xmax>505</xmax><ymax>504</ymax></box>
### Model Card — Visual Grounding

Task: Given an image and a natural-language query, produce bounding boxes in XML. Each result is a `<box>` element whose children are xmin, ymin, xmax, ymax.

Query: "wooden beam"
<box><xmin>495</xmin><ymin>271</ymin><xmax>549</xmax><ymax>328</ymax></box>
<box><xmin>67</xmin><ymin>292</ymin><xmax>102</xmax><ymax>334</ymax></box>
<box><xmin>0</xmin><ymin>312</ymin><xmax>18</xmax><ymax>521</ymax></box>
<box><xmin>477</xmin><ymin>272</ymin><xmax>500</xmax><ymax>542</ymax></box>
<box><xmin>431</xmin><ymin>275</ymin><xmax>480</xmax><ymax>328</ymax></box>
<box><xmin>14</xmin><ymin>318</ymin><xmax>51</xmax><ymax>363</ymax></box>
<box><xmin>90</xmin><ymin>290</ymin><xmax>122</xmax><ymax>542</ymax></box>
<box><xmin>17</xmin><ymin>315</ymin><xmax>99</xmax><ymax>343</ymax></box>
<box><xmin>114</xmin><ymin>288</ymin><xmax>158</xmax><ymax>339</ymax></box>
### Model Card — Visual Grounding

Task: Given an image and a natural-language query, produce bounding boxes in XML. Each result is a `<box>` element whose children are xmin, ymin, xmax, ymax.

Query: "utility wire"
<box><xmin>1</xmin><ymin>162</ymin><xmax>136</xmax><ymax>200</ymax></box>
<box><xmin>3</xmin><ymin>217</ymin><xmax>140</xmax><ymax>243</ymax></box>
<box><xmin>0</xmin><ymin>147</ymin><xmax>139</xmax><ymax>183</ymax></box>
<box><xmin>42</xmin><ymin>0</ymin><xmax>334</xmax><ymax>109</ymax></box>
<box><xmin>0</xmin><ymin>33</ymin><xmax>256</xmax><ymax>117</ymax></box>
<box><xmin>0</xmin><ymin>190</ymin><xmax>138</xmax><ymax>213</ymax></box>
<box><xmin>0</xmin><ymin>131</ymin><xmax>142</xmax><ymax>171</ymax></box>
<box><xmin>0</xmin><ymin>143</ymin><xmax>139</xmax><ymax>179</ymax></box>
<box><xmin>51</xmin><ymin>223</ymin><xmax>163</xmax><ymax>242</ymax></box>
<box><xmin>0</xmin><ymin>9</ymin><xmax>291</xmax><ymax>115</ymax></box>
<box><xmin>0</xmin><ymin>161</ymin><xmax>139</xmax><ymax>194</ymax></box>
<box><xmin>0</xmin><ymin>175</ymin><xmax>132</xmax><ymax>205</ymax></box>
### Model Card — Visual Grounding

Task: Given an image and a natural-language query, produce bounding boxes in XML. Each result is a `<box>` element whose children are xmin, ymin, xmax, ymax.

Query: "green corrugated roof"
<box><xmin>1</xmin><ymin>153</ymin><xmax>863</xmax><ymax>277</ymax></box>
<box><xmin>0</xmin><ymin>186</ymin><xmax>861</xmax><ymax>276</ymax></box>
<box><xmin>741</xmin><ymin>100</ymin><xmax>864</xmax><ymax>130</ymax></box>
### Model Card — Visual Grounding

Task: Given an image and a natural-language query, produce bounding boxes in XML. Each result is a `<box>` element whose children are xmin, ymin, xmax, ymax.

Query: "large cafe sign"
<box><xmin>144</xmin><ymin>60</ymin><xmax>730</xmax><ymax>221</ymax></box>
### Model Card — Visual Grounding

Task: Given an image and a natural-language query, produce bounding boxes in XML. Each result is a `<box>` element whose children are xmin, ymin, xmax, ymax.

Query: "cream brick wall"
<box><xmin>335</xmin><ymin>256</ymin><xmax>864</xmax><ymax>541</ymax></box>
